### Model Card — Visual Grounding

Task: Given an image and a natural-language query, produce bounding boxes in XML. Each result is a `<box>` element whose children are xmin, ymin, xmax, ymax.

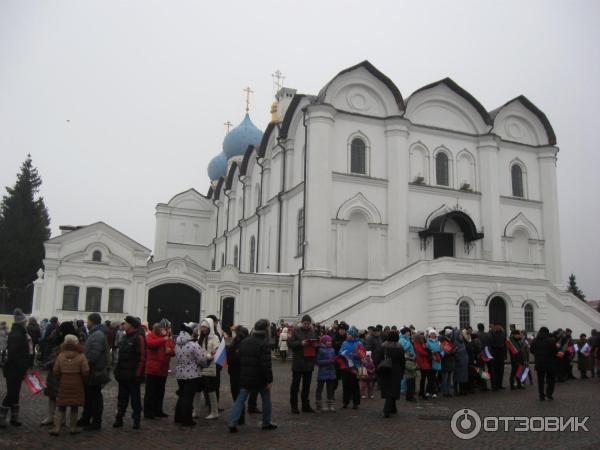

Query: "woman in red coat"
<box><xmin>144</xmin><ymin>321</ymin><xmax>174</xmax><ymax>419</ymax></box>
<box><xmin>413</xmin><ymin>332</ymin><xmax>433</xmax><ymax>399</ymax></box>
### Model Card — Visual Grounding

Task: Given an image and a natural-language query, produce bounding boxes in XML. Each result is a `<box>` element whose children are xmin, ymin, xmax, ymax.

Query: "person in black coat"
<box><xmin>228</xmin><ymin>319</ymin><xmax>276</xmax><ymax>433</ymax></box>
<box><xmin>379</xmin><ymin>331</ymin><xmax>405</xmax><ymax>418</ymax></box>
<box><xmin>227</xmin><ymin>325</ymin><xmax>248</xmax><ymax>425</ymax></box>
<box><xmin>287</xmin><ymin>315</ymin><xmax>319</xmax><ymax>413</ymax></box>
<box><xmin>530</xmin><ymin>326</ymin><xmax>558</xmax><ymax>401</ymax></box>
<box><xmin>490</xmin><ymin>324</ymin><xmax>507</xmax><ymax>391</ymax></box>
<box><xmin>1</xmin><ymin>309</ymin><xmax>32</xmax><ymax>428</ymax></box>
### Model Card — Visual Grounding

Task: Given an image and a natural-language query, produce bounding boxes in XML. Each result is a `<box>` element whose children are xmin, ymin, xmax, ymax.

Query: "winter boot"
<box><xmin>9</xmin><ymin>404</ymin><xmax>22</xmax><ymax>426</ymax></box>
<box><xmin>192</xmin><ymin>395</ymin><xmax>201</xmax><ymax>419</ymax></box>
<box><xmin>40</xmin><ymin>399</ymin><xmax>56</xmax><ymax>426</ymax></box>
<box><xmin>112</xmin><ymin>413</ymin><xmax>124</xmax><ymax>428</ymax></box>
<box><xmin>316</xmin><ymin>400</ymin><xmax>323</xmax><ymax>412</ymax></box>
<box><xmin>69</xmin><ymin>408</ymin><xmax>81</xmax><ymax>434</ymax></box>
<box><xmin>0</xmin><ymin>406</ymin><xmax>8</xmax><ymax>428</ymax></box>
<box><xmin>327</xmin><ymin>400</ymin><xmax>336</xmax><ymax>412</ymax></box>
<box><xmin>205</xmin><ymin>392</ymin><xmax>219</xmax><ymax>419</ymax></box>
<box><xmin>49</xmin><ymin>411</ymin><xmax>64</xmax><ymax>436</ymax></box>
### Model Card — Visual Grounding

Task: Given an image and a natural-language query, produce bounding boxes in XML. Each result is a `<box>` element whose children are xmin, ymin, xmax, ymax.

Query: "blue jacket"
<box><xmin>426</xmin><ymin>338</ymin><xmax>444</xmax><ymax>371</ymax></box>
<box><xmin>316</xmin><ymin>346</ymin><xmax>337</xmax><ymax>381</ymax></box>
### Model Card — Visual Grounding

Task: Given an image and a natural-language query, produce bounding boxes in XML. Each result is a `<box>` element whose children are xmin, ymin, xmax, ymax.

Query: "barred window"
<box><xmin>511</xmin><ymin>164</ymin><xmax>524</xmax><ymax>198</ymax></box>
<box><xmin>436</xmin><ymin>152</ymin><xmax>449</xmax><ymax>186</ymax></box>
<box><xmin>62</xmin><ymin>286</ymin><xmax>79</xmax><ymax>311</ymax></box>
<box><xmin>459</xmin><ymin>300</ymin><xmax>470</xmax><ymax>329</ymax></box>
<box><xmin>524</xmin><ymin>304</ymin><xmax>534</xmax><ymax>332</ymax></box>
<box><xmin>297</xmin><ymin>208</ymin><xmax>305</xmax><ymax>257</ymax></box>
<box><xmin>85</xmin><ymin>287</ymin><xmax>102</xmax><ymax>312</ymax></box>
<box><xmin>350</xmin><ymin>138</ymin><xmax>366</xmax><ymax>174</ymax></box>
<box><xmin>108</xmin><ymin>288</ymin><xmax>124</xmax><ymax>313</ymax></box>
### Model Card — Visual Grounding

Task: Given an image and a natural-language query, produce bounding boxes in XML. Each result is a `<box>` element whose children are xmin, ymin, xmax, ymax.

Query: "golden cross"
<box><xmin>224</xmin><ymin>120</ymin><xmax>233</xmax><ymax>134</ymax></box>
<box><xmin>243</xmin><ymin>86</ymin><xmax>254</xmax><ymax>113</ymax></box>
<box><xmin>272</xmin><ymin>70</ymin><xmax>285</xmax><ymax>92</ymax></box>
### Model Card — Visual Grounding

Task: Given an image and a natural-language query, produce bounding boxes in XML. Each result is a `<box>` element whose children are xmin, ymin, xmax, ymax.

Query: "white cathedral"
<box><xmin>32</xmin><ymin>61</ymin><xmax>600</xmax><ymax>334</ymax></box>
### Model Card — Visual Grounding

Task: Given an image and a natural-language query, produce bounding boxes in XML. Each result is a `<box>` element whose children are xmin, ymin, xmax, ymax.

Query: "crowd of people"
<box><xmin>1</xmin><ymin>307</ymin><xmax>599</xmax><ymax>436</ymax></box>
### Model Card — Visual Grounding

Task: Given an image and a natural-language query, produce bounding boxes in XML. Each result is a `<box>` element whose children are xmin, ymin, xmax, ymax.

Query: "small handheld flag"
<box><xmin>480</xmin><ymin>346</ymin><xmax>494</xmax><ymax>362</ymax></box>
<box><xmin>573</xmin><ymin>343</ymin><xmax>579</xmax><ymax>353</ymax></box>
<box><xmin>506</xmin><ymin>339</ymin><xmax>517</xmax><ymax>356</ymax></box>
<box><xmin>214</xmin><ymin>337</ymin><xmax>228</xmax><ymax>368</ymax></box>
<box><xmin>515</xmin><ymin>365</ymin><xmax>529</xmax><ymax>383</ymax></box>
<box><xmin>479</xmin><ymin>368</ymin><xmax>491</xmax><ymax>381</ymax></box>
<box><xmin>581</xmin><ymin>343</ymin><xmax>590</xmax><ymax>354</ymax></box>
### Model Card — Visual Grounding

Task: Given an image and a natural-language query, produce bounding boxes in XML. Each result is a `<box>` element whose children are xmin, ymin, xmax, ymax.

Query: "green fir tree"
<box><xmin>567</xmin><ymin>273</ymin><xmax>586</xmax><ymax>302</ymax></box>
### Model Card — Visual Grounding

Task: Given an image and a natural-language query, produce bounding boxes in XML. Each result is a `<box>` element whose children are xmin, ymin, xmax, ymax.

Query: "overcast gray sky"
<box><xmin>1</xmin><ymin>0</ymin><xmax>599</xmax><ymax>299</ymax></box>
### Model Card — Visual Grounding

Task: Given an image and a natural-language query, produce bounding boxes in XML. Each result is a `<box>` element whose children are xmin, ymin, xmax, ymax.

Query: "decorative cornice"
<box><xmin>332</xmin><ymin>172</ymin><xmax>388</xmax><ymax>188</ymax></box>
<box><xmin>500</xmin><ymin>195</ymin><xmax>543</xmax><ymax>209</ymax></box>
<box><xmin>409</xmin><ymin>183</ymin><xmax>482</xmax><ymax>199</ymax></box>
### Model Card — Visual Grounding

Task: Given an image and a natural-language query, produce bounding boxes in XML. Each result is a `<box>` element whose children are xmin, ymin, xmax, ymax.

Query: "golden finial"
<box><xmin>270</xmin><ymin>101</ymin><xmax>278</xmax><ymax>123</ymax></box>
<box><xmin>224</xmin><ymin>120</ymin><xmax>233</xmax><ymax>134</ymax></box>
<box><xmin>243</xmin><ymin>86</ymin><xmax>254</xmax><ymax>113</ymax></box>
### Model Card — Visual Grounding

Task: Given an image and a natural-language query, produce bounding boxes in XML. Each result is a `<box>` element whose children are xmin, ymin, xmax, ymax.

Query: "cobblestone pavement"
<box><xmin>1</xmin><ymin>360</ymin><xmax>599</xmax><ymax>450</ymax></box>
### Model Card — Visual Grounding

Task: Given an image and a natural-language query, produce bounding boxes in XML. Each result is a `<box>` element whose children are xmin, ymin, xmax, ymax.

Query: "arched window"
<box><xmin>85</xmin><ymin>287</ymin><xmax>102</xmax><ymax>312</ymax></box>
<box><xmin>511</xmin><ymin>164</ymin><xmax>524</xmax><ymax>198</ymax></box>
<box><xmin>249</xmin><ymin>236</ymin><xmax>256</xmax><ymax>273</ymax></box>
<box><xmin>211</xmin><ymin>258</ymin><xmax>216</xmax><ymax>270</ymax></box>
<box><xmin>108</xmin><ymin>288</ymin><xmax>124</xmax><ymax>313</ymax></box>
<box><xmin>62</xmin><ymin>285</ymin><xmax>79</xmax><ymax>311</ymax></box>
<box><xmin>524</xmin><ymin>304</ymin><xmax>534</xmax><ymax>332</ymax></box>
<box><xmin>459</xmin><ymin>301</ymin><xmax>470</xmax><ymax>329</ymax></box>
<box><xmin>350</xmin><ymin>138</ymin><xmax>366</xmax><ymax>174</ymax></box>
<box><xmin>297</xmin><ymin>208</ymin><xmax>305</xmax><ymax>257</ymax></box>
<box><xmin>233</xmin><ymin>245</ymin><xmax>239</xmax><ymax>268</ymax></box>
<box><xmin>92</xmin><ymin>250</ymin><xmax>102</xmax><ymax>262</ymax></box>
<box><xmin>436</xmin><ymin>152</ymin><xmax>449</xmax><ymax>186</ymax></box>
<box><xmin>220</xmin><ymin>252</ymin><xmax>225</xmax><ymax>268</ymax></box>
<box><xmin>255</xmin><ymin>183</ymin><xmax>261</xmax><ymax>208</ymax></box>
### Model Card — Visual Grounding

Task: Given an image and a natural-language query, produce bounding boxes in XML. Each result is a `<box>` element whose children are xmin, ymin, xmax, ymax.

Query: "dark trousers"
<box><xmin>144</xmin><ymin>374</ymin><xmax>166</xmax><ymax>418</ymax></box>
<box><xmin>2</xmin><ymin>375</ymin><xmax>22</xmax><ymax>407</ymax></box>
<box><xmin>248</xmin><ymin>390</ymin><xmax>259</xmax><ymax>411</ymax></box>
<box><xmin>405</xmin><ymin>378</ymin><xmax>416</xmax><ymax>400</ymax></box>
<box><xmin>316</xmin><ymin>379</ymin><xmax>336</xmax><ymax>401</ymax></box>
<box><xmin>419</xmin><ymin>369</ymin><xmax>437</xmax><ymax>396</ymax></box>
<box><xmin>536</xmin><ymin>367</ymin><xmax>555</xmax><ymax>399</ymax></box>
<box><xmin>82</xmin><ymin>384</ymin><xmax>103</xmax><ymax>424</ymax></box>
<box><xmin>491</xmin><ymin>350</ymin><xmax>505</xmax><ymax>389</ymax></box>
<box><xmin>290</xmin><ymin>370</ymin><xmax>313</xmax><ymax>408</ymax></box>
<box><xmin>175</xmin><ymin>378</ymin><xmax>200</xmax><ymax>425</ymax></box>
<box><xmin>116</xmin><ymin>381</ymin><xmax>142</xmax><ymax>421</ymax></box>
<box><xmin>341</xmin><ymin>371</ymin><xmax>360</xmax><ymax>407</ymax></box>
<box><xmin>383</xmin><ymin>397</ymin><xmax>397</xmax><ymax>417</ymax></box>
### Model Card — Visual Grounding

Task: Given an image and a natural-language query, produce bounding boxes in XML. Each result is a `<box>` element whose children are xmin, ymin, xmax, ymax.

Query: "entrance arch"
<box><xmin>148</xmin><ymin>283</ymin><xmax>201</xmax><ymax>334</ymax></box>
<box><xmin>488</xmin><ymin>296</ymin><xmax>507</xmax><ymax>330</ymax></box>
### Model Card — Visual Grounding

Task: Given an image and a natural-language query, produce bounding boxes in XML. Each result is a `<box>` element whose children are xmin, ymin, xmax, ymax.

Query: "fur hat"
<box><xmin>13</xmin><ymin>308</ymin><xmax>26</xmax><ymax>324</ymax></box>
<box><xmin>124</xmin><ymin>315</ymin><xmax>141</xmax><ymax>328</ymax></box>
<box><xmin>88</xmin><ymin>312</ymin><xmax>102</xmax><ymax>326</ymax></box>
<box><xmin>254</xmin><ymin>319</ymin><xmax>269</xmax><ymax>332</ymax></box>
<box><xmin>64</xmin><ymin>334</ymin><xmax>79</xmax><ymax>345</ymax></box>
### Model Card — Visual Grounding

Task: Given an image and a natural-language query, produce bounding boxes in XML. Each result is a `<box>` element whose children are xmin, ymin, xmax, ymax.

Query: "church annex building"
<box><xmin>32</xmin><ymin>61</ymin><xmax>600</xmax><ymax>333</ymax></box>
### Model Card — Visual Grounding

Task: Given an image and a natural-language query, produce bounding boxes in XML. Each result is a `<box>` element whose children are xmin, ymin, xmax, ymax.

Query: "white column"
<box><xmin>477</xmin><ymin>138</ymin><xmax>502</xmax><ymax>260</ymax></box>
<box><xmin>154</xmin><ymin>208</ymin><xmax>169</xmax><ymax>260</ymax></box>
<box><xmin>304</xmin><ymin>104</ymin><xmax>335</xmax><ymax>277</ymax></box>
<box><xmin>385</xmin><ymin>120</ymin><xmax>409</xmax><ymax>274</ymax></box>
<box><xmin>538</xmin><ymin>147</ymin><xmax>562</xmax><ymax>284</ymax></box>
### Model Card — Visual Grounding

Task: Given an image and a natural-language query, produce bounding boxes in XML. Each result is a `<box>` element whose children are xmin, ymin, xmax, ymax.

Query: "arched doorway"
<box><xmin>148</xmin><ymin>283</ymin><xmax>201</xmax><ymax>334</ymax></box>
<box><xmin>221</xmin><ymin>297</ymin><xmax>235</xmax><ymax>334</ymax></box>
<box><xmin>488</xmin><ymin>296</ymin><xmax>507</xmax><ymax>330</ymax></box>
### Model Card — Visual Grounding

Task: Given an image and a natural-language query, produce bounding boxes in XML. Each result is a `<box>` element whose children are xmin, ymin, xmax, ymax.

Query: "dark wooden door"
<box><xmin>488</xmin><ymin>296</ymin><xmax>507</xmax><ymax>330</ymax></box>
<box><xmin>148</xmin><ymin>283</ymin><xmax>201</xmax><ymax>334</ymax></box>
<box><xmin>221</xmin><ymin>297</ymin><xmax>235</xmax><ymax>334</ymax></box>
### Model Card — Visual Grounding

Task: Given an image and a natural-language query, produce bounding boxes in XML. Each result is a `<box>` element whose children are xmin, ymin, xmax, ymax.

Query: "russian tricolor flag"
<box><xmin>515</xmin><ymin>365</ymin><xmax>529</xmax><ymax>383</ymax></box>
<box><xmin>480</xmin><ymin>346</ymin><xmax>493</xmax><ymax>362</ymax></box>
<box><xmin>506</xmin><ymin>339</ymin><xmax>518</xmax><ymax>356</ymax></box>
<box><xmin>214</xmin><ymin>338</ymin><xmax>227</xmax><ymax>368</ymax></box>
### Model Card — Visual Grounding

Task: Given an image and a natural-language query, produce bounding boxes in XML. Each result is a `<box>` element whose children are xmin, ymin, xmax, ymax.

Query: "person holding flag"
<box><xmin>508</xmin><ymin>330</ymin><xmax>525</xmax><ymax>390</ymax></box>
<box><xmin>531</xmin><ymin>326</ymin><xmax>558</xmax><ymax>401</ymax></box>
<box><xmin>339</xmin><ymin>326</ymin><xmax>364</xmax><ymax>409</ymax></box>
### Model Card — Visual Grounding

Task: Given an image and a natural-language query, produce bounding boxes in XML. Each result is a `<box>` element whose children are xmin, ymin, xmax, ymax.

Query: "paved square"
<box><xmin>1</xmin><ymin>361</ymin><xmax>598</xmax><ymax>450</ymax></box>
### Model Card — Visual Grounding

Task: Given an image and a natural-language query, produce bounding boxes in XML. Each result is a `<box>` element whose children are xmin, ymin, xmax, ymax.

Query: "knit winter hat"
<box><xmin>180</xmin><ymin>322</ymin><xmax>194</xmax><ymax>335</ymax></box>
<box><xmin>301</xmin><ymin>314</ymin><xmax>312</xmax><ymax>323</ymax></box>
<box><xmin>347</xmin><ymin>326</ymin><xmax>359</xmax><ymax>339</ymax></box>
<box><xmin>13</xmin><ymin>308</ymin><xmax>26</xmax><ymax>324</ymax></box>
<box><xmin>254</xmin><ymin>319</ymin><xmax>269</xmax><ymax>332</ymax></box>
<box><xmin>64</xmin><ymin>334</ymin><xmax>79</xmax><ymax>345</ymax></box>
<box><xmin>320</xmin><ymin>334</ymin><xmax>332</xmax><ymax>345</ymax></box>
<box><xmin>159</xmin><ymin>318</ymin><xmax>171</xmax><ymax>329</ymax></box>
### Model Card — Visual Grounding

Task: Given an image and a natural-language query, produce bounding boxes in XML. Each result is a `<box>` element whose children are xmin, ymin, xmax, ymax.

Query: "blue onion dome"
<box><xmin>207</xmin><ymin>152</ymin><xmax>228</xmax><ymax>181</ymax></box>
<box><xmin>222</xmin><ymin>113</ymin><xmax>263</xmax><ymax>159</ymax></box>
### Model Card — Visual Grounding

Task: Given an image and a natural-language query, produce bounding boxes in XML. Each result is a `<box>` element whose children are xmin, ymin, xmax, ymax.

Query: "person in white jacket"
<box><xmin>196</xmin><ymin>318</ymin><xmax>220</xmax><ymax>419</ymax></box>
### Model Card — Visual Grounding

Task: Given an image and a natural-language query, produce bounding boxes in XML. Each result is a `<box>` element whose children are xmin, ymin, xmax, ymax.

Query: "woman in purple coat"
<box><xmin>315</xmin><ymin>335</ymin><xmax>337</xmax><ymax>412</ymax></box>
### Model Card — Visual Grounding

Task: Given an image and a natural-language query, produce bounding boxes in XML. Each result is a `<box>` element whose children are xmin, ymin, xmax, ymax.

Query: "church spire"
<box><xmin>243</xmin><ymin>86</ymin><xmax>254</xmax><ymax>113</ymax></box>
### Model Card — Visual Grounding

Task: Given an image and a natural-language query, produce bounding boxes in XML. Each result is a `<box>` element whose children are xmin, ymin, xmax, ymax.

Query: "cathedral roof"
<box><xmin>223</xmin><ymin>113</ymin><xmax>263</xmax><ymax>159</ymax></box>
<box><xmin>207</xmin><ymin>152</ymin><xmax>228</xmax><ymax>181</ymax></box>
